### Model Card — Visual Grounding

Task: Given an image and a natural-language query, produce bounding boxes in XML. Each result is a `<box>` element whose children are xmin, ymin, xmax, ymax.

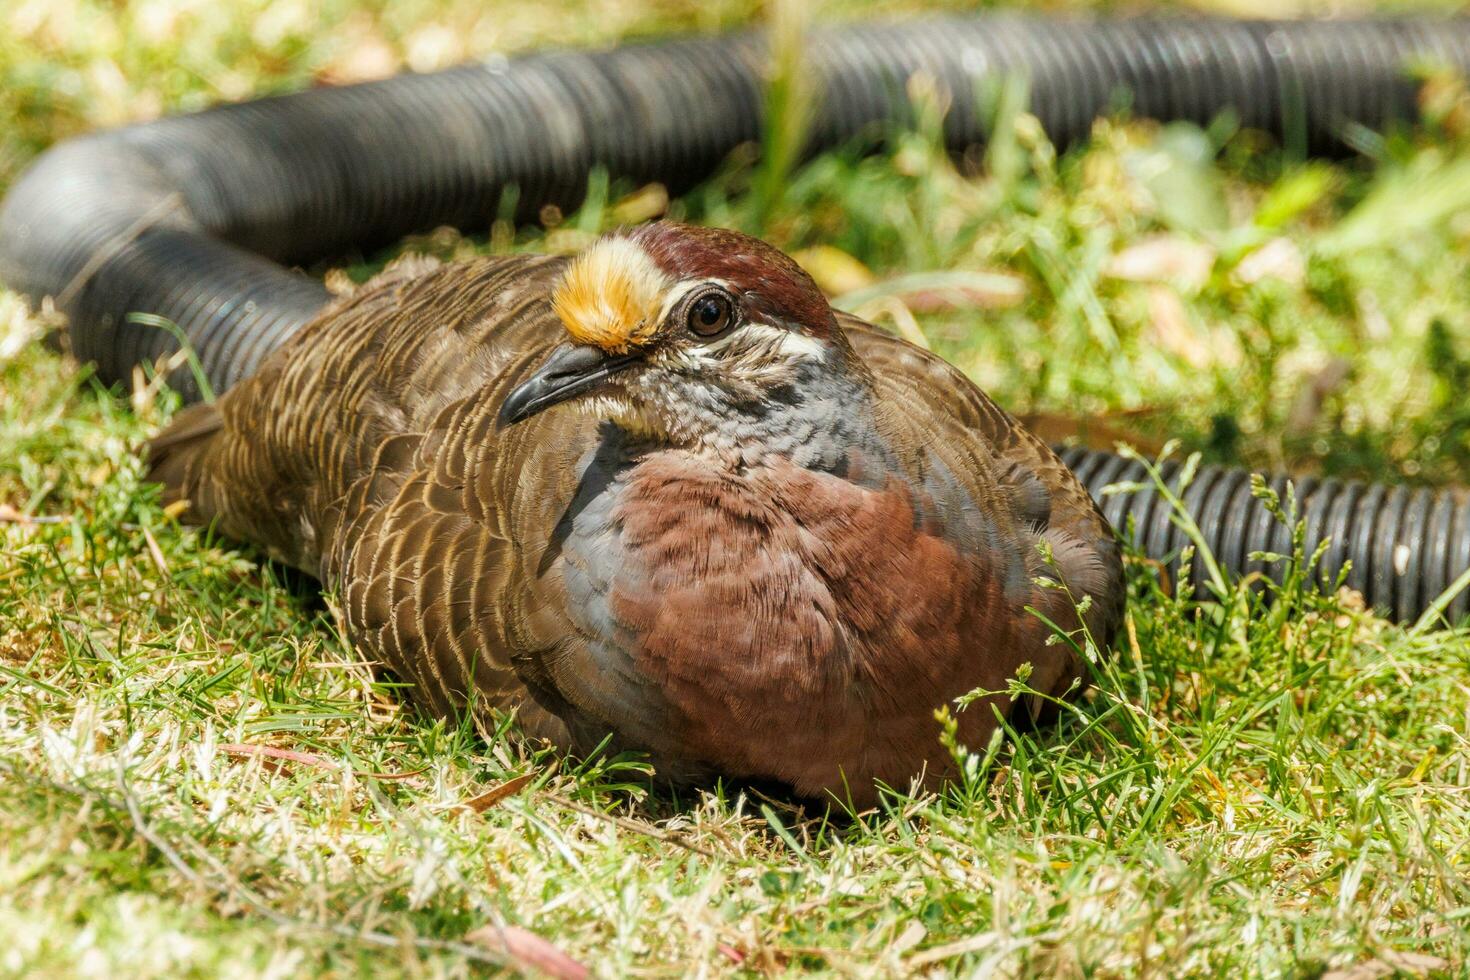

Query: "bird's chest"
<box><xmin>548</xmin><ymin>450</ymin><xmax>1011</xmax><ymax>758</ymax></box>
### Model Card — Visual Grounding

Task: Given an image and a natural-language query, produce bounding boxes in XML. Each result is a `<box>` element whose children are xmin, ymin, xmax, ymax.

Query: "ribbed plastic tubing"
<box><xmin>2</xmin><ymin>14</ymin><xmax>1468</xmax><ymax>621</ymax></box>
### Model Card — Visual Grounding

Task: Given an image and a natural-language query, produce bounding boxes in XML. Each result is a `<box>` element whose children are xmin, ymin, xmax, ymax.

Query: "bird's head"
<box><xmin>498</xmin><ymin>223</ymin><xmax>864</xmax><ymax>456</ymax></box>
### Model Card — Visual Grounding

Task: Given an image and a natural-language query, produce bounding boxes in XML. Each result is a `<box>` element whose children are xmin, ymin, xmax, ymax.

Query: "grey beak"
<box><xmin>497</xmin><ymin>343</ymin><xmax>640</xmax><ymax>429</ymax></box>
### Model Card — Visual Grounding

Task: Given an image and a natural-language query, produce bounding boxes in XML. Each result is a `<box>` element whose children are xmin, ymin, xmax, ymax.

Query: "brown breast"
<box><xmin>538</xmin><ymin>450</ymin><xmax>1033</xmax><ymax>801</ymax></box>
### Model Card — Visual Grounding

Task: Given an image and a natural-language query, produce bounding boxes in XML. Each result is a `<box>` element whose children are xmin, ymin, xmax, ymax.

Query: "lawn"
<box><xmin>3</xmin><ymin>0</ymin><xmax>1470</xmax><ymax>976</ymax></box>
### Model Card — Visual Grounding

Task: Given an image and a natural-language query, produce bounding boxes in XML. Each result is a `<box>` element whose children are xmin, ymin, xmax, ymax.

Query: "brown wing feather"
<box><xmin>148</xmin><ymin>254</ymin><xmax>591</xmax><ymax>738</ymax></box>
<box><xmin>145</xmin><ymin>401</ymin><xmax>223</xmax><ymax>505</ymax></box>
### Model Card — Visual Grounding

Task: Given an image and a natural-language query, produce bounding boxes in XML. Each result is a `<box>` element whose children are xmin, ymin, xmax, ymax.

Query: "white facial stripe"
<box><xmin>716</xmin><ymin>321</ymin><xmax>826</xmax><ymax>360</ymax></box>
<box><xmin>770</xmin><ymin>326</ymin><xmax>826</xmax><ymax>360</ymax></box>
<box><xmin>656</xmin><ymin>280</ymin><xmax>704</xmax><ymax>323</ymax></box>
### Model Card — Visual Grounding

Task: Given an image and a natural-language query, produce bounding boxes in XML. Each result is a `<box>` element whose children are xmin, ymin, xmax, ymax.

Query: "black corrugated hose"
<box><xmin>1</xmin><ymin>14</ymin><xmax>1468</xmax><ymax>623</ymax></box>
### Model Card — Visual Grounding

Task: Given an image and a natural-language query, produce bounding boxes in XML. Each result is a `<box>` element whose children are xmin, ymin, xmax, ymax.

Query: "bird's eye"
<box><xmin>686</xmin><ymin>291</ymin><xmax>734</xmax><ymax>338</ymax></box>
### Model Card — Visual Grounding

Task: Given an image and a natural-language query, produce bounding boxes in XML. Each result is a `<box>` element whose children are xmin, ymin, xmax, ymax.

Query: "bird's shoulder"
<box><xmin>841</xmin><ymin>313</ymin><xmax>1125</xmax><ymax>646</ymax></box>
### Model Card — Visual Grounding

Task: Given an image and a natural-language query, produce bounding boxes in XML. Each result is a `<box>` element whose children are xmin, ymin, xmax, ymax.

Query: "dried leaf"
<box><xmin>462</xmin><ymin>772</ymin><xmax>535</xmax><ymax>813</ymax></box>
<box><xmin>544</xmin><ymin>228</ymin><xmax>596</xmax><ymax>255</ymax></box>
<box><xmin>315</xmin><ymin>16</ymin><xmax>398</xmax><ymax>85</ymax></box>
<box><xmin>792</xmin><ymin>245</ymin><xmax>875</xmax><ymax>296</ymax></box>
<box><xmin>1322</xmin><ymin>951</ymin><xmax>1449</xmax><ymax>980</ymax></box>
<box><xmin>1235</xmin><ymin>237</ymin><xmax>1305</xmax><ymax>285</ymax></box>
<box><xmin>1146</xmin><ymin>285</ymin><xmax>1211</xmax><ymax>369</ymax></box>
<box><xmin>1106</xmin><ymin>235</ymin><xmax>1215</xmax><ymax>290</ymax></box>
<box><xmin>218</xmin><ymin>743</ymin><xmax>339</xmax><ymax>773</ymax></box>
<box><xmin>465</xmin><ymin>924</ymin><xmax>589</xmax><ymax>980</ymax></box>
<box><xmin>1386</xmin><ymin>952</ymin><xmax>1451</xmax><ymax>974</ymax></box>
<box><xmin>0</xmin><ymin>294</ymin><xmax>44</xmax><ymax>363</ymax></box>
<box><xmin>836</xmin><ymin>270</ymin><xmax>1025</xmax><ymax>314</ymax></box>
<box><xmin>404</xmin><ymin>23</ymin><xmax>463</xmax><ymax>73</ymax></box>
<box><xmin>1284</xmin><ymin>356</ymin><xmax>1352</xmax><ymax>436</ymax></box>
<box><xmin>610</xmin><ymin>183</ymin><xmax>669</xmax><ymax>225</ymax></box>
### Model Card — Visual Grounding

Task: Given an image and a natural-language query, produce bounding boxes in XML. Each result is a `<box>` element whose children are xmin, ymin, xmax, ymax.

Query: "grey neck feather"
<box><xmin>632</xmin><ymin>353</ymin><xmax>894</xmax><ymax>473</ymax></box>
<box><xmin>740</xmin><ymin>360</ymin><xmax>891</xmax><ymax>473</ymax></box>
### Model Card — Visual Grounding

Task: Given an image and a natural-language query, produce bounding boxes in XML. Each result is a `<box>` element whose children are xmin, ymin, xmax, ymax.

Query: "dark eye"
<box><xmin>686</xmin><ymin>291</ymin><xmax>734</xmax><ymax>338</ymax></box>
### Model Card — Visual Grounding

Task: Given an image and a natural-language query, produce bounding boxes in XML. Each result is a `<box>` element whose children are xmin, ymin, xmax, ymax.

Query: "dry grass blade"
<box><xmin>1105</xmin><ymin>234</ymin><xmax>1214</xmax><ymax>289</ymax></box>
<box><xmin>352</xmin><ymin>765</ymin><xmax>431</xmax><ymax>780</ymax></box>
<box><xmin>141</xmin><ymin>525</ymin><xmax>170</xmax><ymax>575</ymax></box>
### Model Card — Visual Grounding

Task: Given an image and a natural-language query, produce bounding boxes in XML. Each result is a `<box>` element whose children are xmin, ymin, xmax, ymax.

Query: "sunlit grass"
<box><xmin>3</xmin><ymin>1</ymin><xmax>1470</xmax><ymax>976</ymax></box>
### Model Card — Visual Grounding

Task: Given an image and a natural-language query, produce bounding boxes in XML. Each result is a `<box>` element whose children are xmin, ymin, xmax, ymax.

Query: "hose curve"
<box><xmin>1</xmin><ymin>14</ymin><xmax>1468</xmax><ymax>621</ymax></box>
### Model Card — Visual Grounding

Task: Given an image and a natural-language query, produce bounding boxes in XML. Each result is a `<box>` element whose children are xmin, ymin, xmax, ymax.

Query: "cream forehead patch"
<box><xmin>551</xmin><ymin>238</ymin><xmax>671</xmax><ymax>353</ymax></box>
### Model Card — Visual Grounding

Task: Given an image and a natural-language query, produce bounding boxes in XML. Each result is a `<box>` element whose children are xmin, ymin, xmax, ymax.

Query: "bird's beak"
<box><xmin>497</xmin><ymin>343</ymin><xmax>641</xmax><ymax>429</ymax></box>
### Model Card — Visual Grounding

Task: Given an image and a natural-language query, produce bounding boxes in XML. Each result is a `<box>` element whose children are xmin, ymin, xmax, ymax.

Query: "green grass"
<box><xmin>4</xmin><ymin>1</ymin><xmax>1470</xmax><ymax>976</ymax></box>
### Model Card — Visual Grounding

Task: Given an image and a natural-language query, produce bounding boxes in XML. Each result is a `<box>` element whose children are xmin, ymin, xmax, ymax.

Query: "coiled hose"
<box><xmin>1058</xmin><ymin>449</ymin><xmax>1470</xmax><ymax>623</ymax></box>
<box><xmin>1</xmin><ymin>15</ymin><xmax>1468</xmax><ymax>622</ymax></box>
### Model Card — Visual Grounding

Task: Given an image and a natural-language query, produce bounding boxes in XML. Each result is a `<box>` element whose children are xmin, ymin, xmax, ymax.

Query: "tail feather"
<box><xmin>145</xmin><ymin>401</ymin><xmax>223</xmax><ymax>508</ymax></box>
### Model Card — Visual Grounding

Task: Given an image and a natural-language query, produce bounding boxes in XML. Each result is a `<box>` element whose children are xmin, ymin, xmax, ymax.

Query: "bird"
<box><xmin>148</xmin><ymin>222</ymin><xmax>1124</xmax><ymax>805</ymax></box>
